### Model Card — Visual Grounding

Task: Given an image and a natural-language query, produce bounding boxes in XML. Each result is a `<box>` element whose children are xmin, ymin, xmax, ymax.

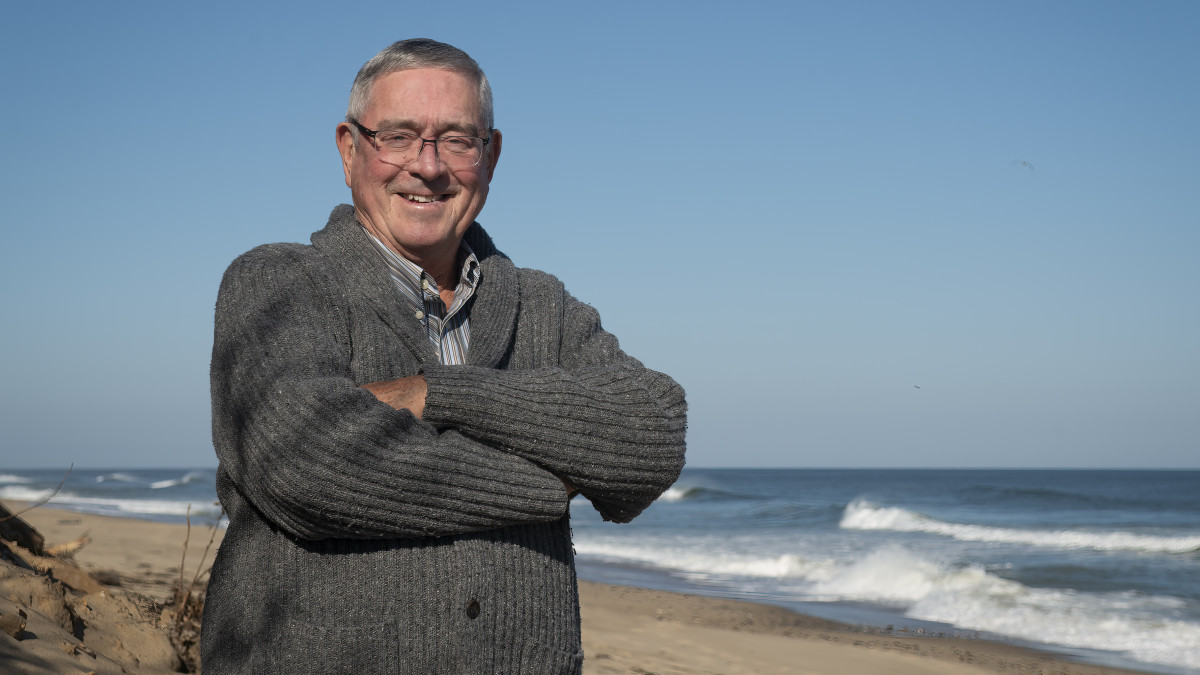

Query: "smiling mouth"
<box><xmin>400</xmin><ymin>193</ymin><xmax>443</xmax><ymax>204</ymax></box>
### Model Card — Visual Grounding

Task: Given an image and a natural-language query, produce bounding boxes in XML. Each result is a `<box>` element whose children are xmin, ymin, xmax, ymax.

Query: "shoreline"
<box><xmin>4</xmin><ymin>503</ymin><xmax>1158</xmax><ymax>674</ymax></box>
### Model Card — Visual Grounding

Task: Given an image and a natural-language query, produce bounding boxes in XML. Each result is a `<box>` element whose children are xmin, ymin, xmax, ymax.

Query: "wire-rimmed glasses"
<box><xmin>351</xmin><ymin>120</ymin><xmax>491</xmax><ymax>169</ymax></box>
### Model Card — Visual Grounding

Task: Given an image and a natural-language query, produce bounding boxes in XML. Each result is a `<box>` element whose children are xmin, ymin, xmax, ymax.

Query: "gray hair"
<box><xmin>346</xmin><ymin>38</ymin><xmax>494</xmax><ymax>131</ymax></box>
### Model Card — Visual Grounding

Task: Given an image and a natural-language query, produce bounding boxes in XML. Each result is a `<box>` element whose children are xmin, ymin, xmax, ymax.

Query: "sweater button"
<box><xmin>465</xmin><ymin>599</ymin><xmax>480</xmax><ymax>619</ymax></box>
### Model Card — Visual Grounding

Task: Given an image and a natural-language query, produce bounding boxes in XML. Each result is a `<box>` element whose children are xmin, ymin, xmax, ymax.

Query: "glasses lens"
<box><xmin>439</xmin><ymin>137</ymin><xmax>480</xmax><ymax>165</ymax></box>
<box><xmin>374</xmin><ymin>131</ymin><xmax>482</xmax><ymax>168</ymax></box>
<box><xmin>437</xmin><ymin>137</ymin><xmax>483</xmax><ymax>168</ymax></box>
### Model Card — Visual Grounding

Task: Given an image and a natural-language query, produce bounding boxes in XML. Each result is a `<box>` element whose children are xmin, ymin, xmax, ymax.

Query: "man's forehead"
<box><xmin>371</xmin><ymin>117</ymin><xmax>481</xmax><ymax>136</ymax></box>
<box><xmin>364</xmin><ymin>68</ymin><xmax>483</xmax><ymax>130</ymax></box>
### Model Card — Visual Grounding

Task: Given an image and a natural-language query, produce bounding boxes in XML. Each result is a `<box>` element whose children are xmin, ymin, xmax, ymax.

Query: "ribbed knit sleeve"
<box><xmin>420</xmin><ymin>286</ymin><xmax>687</xmax><ymax>524</ymax></box>
<box><xmin>211</xmin><ymin>246</ymin><xmax>568</xmax><ymax>541</ymax></box>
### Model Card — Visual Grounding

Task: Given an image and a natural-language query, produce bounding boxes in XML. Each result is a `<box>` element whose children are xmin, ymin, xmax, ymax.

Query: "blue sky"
<box><xmin>1</xmin><ymin>1</ymin><xmax>1196</xmax><ymax>469</ymax></box>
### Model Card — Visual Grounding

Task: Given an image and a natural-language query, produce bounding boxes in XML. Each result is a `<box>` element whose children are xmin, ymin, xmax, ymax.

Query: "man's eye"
<box><xmin>441</xmin><ymin>137</ymin><xmax>475</xmax><ymax>153</ymax></box>
<box><xmin>378</xmin><ymin>131</ymin><xmax>417</xmax><ymax>146</ymax></box>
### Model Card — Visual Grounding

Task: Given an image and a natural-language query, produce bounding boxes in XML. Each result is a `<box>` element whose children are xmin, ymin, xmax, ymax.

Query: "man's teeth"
<box><xmin>402</xmin><ymin>193</ymin><xmax>438</xmax><ymax>203</ymax></box>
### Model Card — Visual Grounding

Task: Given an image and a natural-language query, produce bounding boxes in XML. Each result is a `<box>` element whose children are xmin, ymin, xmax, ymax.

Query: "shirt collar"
<box><xmin>361</xmin><ymin>227</ymin><xmax>480</xmax><ymax>301</ymax></box>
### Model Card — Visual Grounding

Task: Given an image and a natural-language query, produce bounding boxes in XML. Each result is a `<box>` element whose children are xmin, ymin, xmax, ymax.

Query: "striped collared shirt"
<box><xmin>361</xmin><ymin>228</ymin><xmax>480</xmax><ymax>365</ymax></box>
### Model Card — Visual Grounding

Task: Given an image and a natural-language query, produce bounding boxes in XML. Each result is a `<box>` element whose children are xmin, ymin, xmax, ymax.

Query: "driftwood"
<box><xmin>0</xmin><ymin>507</ymin><xmax>106</xmax><ymax>595</ymax></box>
<box><xmin>0</xmin><ymin>503</ymin><xmax>45</xmax><ymax>555</ymax></box>
<box><xmin>0</xmin><ymin>465</ymin><xmax>74</xmax><ymax>549</ymax></box>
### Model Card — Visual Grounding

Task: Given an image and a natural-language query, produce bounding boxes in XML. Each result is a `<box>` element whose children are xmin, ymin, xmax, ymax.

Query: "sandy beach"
<box><xmin>1</xmin><ymin>502</ymin><xmax>1155</xmax><ymax>675</ymax></box>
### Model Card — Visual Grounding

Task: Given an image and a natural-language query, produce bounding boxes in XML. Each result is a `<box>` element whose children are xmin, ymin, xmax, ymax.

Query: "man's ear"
<box><xmin>485</xmin><ymin>129</ymin><xmax>502</xmax><ymax>181</ymax></box>
<box><xmin>335</xmin><ymin>122</ymin><xmax>357</xmax><ymax>188</ymax></box>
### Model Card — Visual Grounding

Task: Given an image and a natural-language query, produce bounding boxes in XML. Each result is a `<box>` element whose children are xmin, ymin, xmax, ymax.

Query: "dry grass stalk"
<box><xmin>167</xmin><ymin>504</ymin><xmax>222</xmax><ymax>673</ymax></box>
<box><xmin>45</xmin><ymin>531</ymin><xmax>91</xmax><ymax>559</ymax></box>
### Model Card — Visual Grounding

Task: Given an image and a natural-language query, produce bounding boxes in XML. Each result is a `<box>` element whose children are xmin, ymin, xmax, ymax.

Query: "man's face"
<box><xmin>336</xmin><ymin>68</ymin><xmax>501</xmax><ymax>267</ymax></box>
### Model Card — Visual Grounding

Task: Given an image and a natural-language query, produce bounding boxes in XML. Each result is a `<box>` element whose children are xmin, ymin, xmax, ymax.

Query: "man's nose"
<box><xmin>407</xmin><ymin>140</ymin><xmax>446</xmax><ymax>179</ymax></box>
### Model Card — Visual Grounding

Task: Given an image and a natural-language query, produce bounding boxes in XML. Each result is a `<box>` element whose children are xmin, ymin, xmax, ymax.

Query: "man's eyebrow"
<box><xmin>373</xmin><ymin>118</ymin><xmax>482</xmax><ymax>136</ymax></box>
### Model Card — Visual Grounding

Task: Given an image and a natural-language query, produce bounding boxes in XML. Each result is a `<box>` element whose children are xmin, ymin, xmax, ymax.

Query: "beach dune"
<box><xmin>1</xmin><ymin>503</ymin><xmax>1153</xmax><ymax>674</ymax></box>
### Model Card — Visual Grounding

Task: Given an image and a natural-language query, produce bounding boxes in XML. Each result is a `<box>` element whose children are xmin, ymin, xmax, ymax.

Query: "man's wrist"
<box><xmin>360</xmin><ymin>375</ymin><xmax>427</xmax><ymax>418</ymax></box>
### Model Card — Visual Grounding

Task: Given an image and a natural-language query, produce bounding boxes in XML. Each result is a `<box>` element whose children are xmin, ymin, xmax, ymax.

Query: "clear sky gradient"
<box><xmin>2</xmin><ymin>1</ymin><xmax>1196</xmax><ymax>468</ymax></box>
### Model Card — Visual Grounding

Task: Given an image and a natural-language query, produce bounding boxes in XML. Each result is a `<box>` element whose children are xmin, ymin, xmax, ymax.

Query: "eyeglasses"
<box><xmin>351</xmin><ymin>121</ymin><xmax>491</xmax><ymax>169</ymax></box>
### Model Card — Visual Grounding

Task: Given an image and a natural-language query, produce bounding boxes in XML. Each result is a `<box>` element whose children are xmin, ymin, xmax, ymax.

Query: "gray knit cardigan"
<box><xmin>201</xmin><ymin>205</ymin><xmax>687</xmax><ymax>674</ymax></box>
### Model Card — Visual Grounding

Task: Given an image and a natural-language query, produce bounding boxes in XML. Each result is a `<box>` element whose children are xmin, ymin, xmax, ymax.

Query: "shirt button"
<box><xmin>465</xmin><ymin>599</ymin><xmax>480</xmax><ymax>619</ymax></box>
<box><xmin>414</xmin><ymin>310</ymin><xmax>425</xmax><ymax>320</ymax></box>
<box><xmin>421</xmin><ymin>279</ymin><xmax>431</xmax><ymax>291</ymax></box>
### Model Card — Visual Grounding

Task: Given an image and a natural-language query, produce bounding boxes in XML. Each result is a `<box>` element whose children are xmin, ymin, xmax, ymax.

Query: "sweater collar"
<box><xmin>311</xmin><ymin>204</ymin><xmax>520</xmax><ymax>369</ymax></box>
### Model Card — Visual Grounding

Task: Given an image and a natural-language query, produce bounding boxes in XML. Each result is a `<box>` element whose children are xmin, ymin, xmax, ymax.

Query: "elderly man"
<box><xmin>201</xmin><ymin>38</ymin><xmax>686</xmax><ymax>674</ymax></box>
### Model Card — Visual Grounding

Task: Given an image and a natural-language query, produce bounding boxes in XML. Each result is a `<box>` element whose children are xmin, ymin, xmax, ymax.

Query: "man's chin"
<box><xmin>383</xmin><ymin>226</ymin><xmax>468</xmax><ymax>262</ymax></box>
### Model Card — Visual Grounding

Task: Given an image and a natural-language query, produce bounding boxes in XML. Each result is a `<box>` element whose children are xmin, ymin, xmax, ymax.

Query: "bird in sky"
<box><xmin>1013</xmin><ymin>159</ymin><xmax>1035</xmax><ymax>172</ymax></box>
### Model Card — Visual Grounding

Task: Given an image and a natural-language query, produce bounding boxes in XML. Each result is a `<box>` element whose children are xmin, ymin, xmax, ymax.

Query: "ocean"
<box><xmin>3</xmin><ymin>467</ymin><xmax>1197</xmax><ymax>674</ymax></box>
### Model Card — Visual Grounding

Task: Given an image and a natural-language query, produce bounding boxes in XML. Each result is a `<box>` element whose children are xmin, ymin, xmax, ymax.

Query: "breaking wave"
<box><xmin>150</xmin><ymin>471</ymin><xmax>209</xmax><ymax>489</ymax></box>
<box><xmin>574</xmin><ymin>536</ymin><xmax>1200</xmax><ymax>671</ymax></box>
<box><xmin>840</xmin><ymin>500</ymin><xmax>1200</xmax><ymax>554</ymax></box>
<box><xmin>0</xmin><ymin>485</ymin><xmax>220</xmax><ymax>520</ymax></box>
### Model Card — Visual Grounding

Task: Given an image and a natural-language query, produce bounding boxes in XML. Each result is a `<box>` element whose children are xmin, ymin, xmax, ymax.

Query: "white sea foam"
<box><xmin>574</xmin><ymin>534</ymin><xmax>1200</xmax><ymax>671</ymax></box>
<box><xmin>0</xmin><ymin>486</ymin><xmax>56</xmax><ymax>501</ymax></box>
<box><xmin>657</xmin><ymin>487</ymin><xmax>685</xmax><ymax>502</ymax></box>
<box><xmin>657</xmin><ymin>486</ymin><xmax>697</xmax><ymax>502</ymax></box>
<box><xmin>573</xmin><ymin>538</ymin><xmax>835</xmax><ymax>582</ymax></box>
<box><xmin>809</xmin><ymin>544</ymin><xmax>1200</xmax><ymax>670</ymax></box>
<box><xmin>841</xmin><ymin>499</ymin><xmax>1200</xmax><ymax>554</ymax></box>
<box><xmin>0</xmin><ymin>486</ymin><xmax>219</xmax><ymax>519</ymax></box>
<box><xmin>0</xmin><ymin>473</ymin><xmax>32</xmax><ymax>484</ymax></box>
<box><xmin>150</xmin><ymin>471</ymin><xmax>208</xmax><ymax>489</ymax></box>
<box><xmin>923</xmin><ymin>588</ymin><xmax>1200</xmax><ymax>671</ymax></box>
<box><xmin>96</xmin><ymin>472</ymin><xmax>139</xmax><ymax>483</ymax></box>
<box><xmin>657</xmin><ymin>485</ymin><xmax>731</xmax><ymax>503</ymax></box>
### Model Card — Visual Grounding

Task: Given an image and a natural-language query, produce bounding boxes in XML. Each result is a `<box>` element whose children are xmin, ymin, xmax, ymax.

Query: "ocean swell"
<box><xmin>840</xmin><ymin>499</ymin><xmax>1200</xmax><ymax>554</ymax></box>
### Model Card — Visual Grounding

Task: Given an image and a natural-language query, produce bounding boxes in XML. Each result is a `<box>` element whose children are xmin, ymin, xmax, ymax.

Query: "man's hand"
<box><xmin>361</xmin><ymin>375</ymin><xmax>427</xmax><ymax>418</ymax></box>
<box><xmin>364</xmin><ymin>375</ymin><xmax>577</xmax><ymax>498</ymax></box>
<box><xmin>561</xmin><ymin>477</ymin><xmax>579</xmax><ymax>499</ymax></box>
